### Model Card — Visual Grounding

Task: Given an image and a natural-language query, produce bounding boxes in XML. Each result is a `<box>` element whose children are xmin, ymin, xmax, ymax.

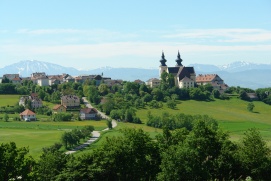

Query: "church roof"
<box><xmin>175</xmin><ymin>51</ymin><xmax>183</xmax><ymax>66</ymax></box>
<box><xmin>177</xmin><ymin>67</ymin><xmax>195</xmax><ymax>80</ymax></box>
<box><xmin>168</xmin><ymin>67</ymin><xmax>180</xmax><ymax>74</ymax></box>
<box><xmin>160</xmin><ymin>52</ymin><xmax>167</xmax><ymax>66</ymax></box>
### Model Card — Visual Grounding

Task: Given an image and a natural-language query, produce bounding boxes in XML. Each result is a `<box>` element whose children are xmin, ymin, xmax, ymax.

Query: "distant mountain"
<box><xmin>0</xmin><ymin>60</ymin><xmax>158</xmax><ymax>81</ymax></box>
<box><xmin>0</xmin><ymin>60</ymin><xmax>84</xmax><ymax>77</ymax></box>
<box><xmin>1</xmin><ymin>60</ymin><xmax>271</xmax><ymax>89</ymax></box>
<box><xmin>218</xmin><ymin>61</ymin><xmax>271</xmax><ymax>72</ymax></box>
<box><xmin>189</xmin><ymin>61</ymin><xmax>271</xmax><ymax>73</ymax></box>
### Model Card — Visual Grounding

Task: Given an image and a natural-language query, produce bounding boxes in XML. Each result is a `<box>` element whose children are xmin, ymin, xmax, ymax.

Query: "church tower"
<box><xmin>175</xmin><ymin>51</ymin><xmax>183</xmax><ymax>67</ymax></box>
<box><xmin>159</xmin><ymin>51</ymin><xmax>168</xmax><ymax>78</ymax></box>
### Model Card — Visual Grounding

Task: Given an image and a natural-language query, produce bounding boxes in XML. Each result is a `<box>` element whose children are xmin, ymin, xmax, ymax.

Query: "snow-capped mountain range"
<box><xmin>0</xmin><ymin>60</ymin><xmax>271</xmax><ymax>89</ymax></box>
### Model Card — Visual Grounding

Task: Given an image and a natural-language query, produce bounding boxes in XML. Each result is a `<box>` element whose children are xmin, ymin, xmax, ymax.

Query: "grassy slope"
<box><xmin>0</xmin><ymin>95</ymin><xmax>21</xmax><ymax>106</ymax></box>
<box><xmin>136</xmin><ymin>97</ymin><xmax>271</xmax><ymax>142</ymax></box>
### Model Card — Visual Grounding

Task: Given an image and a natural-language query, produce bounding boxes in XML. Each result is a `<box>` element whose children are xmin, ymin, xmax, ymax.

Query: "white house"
<box><xmin>146</xmin><ymin>78</ymin><xmax>160</xmax><ymax>88</ymax></box>
<box><xmin>79</xmin><ymin>108</ymin><xmax>98</xmax><ymax>120</ymax></box>
<box><xmin>20</xmin><ymin>109</ymin><xmax>36</xmax><ymax>121</ymax></box>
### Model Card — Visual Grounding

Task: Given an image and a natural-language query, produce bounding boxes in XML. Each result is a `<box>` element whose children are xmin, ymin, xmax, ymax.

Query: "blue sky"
<box><xmin>0</xmin><ymin>0</ymin><xmax>271</xmax><ymax>69</ymax></box>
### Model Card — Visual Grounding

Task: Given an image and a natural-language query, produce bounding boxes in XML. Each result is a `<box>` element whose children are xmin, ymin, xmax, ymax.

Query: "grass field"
<box><xmin>136</xmin><ymin>97</ymin><xmax>271</xmax><ymax>143</ymax></box>
<box><xmin>0</xmin><ymin>120</ymin><xmax>108</xmax><ymax>159</ymax></box>
<box><xmin>0</xmin><ymin>94</ymin><xmax>20</xmax><ymax>107</ymax></box>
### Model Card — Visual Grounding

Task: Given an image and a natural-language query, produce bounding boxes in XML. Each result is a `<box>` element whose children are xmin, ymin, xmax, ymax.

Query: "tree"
<box><xmin>237</xmin><ymin>128</ymin><xmax>271</xmax><ymax>180</ymax></box>
<box><xmin>33</xmin><ymin>145</ymin><xmax>68</xmax><ymax>181</ymax></box>
<box><xmin>158</xmin><ymin>120</ymin><xmax>236</xmax><ymax>181</ymax></box>
<box><xmin>239</xmin><ymin>90</ymin><xmax>249</xmax><ymax>101</ymax></box>
<box><xmin>212</xmin><ymin>89</ymin><xmax>220</xmax><ymax>98</ymax></box>
<box><xmin>107</xmin><ymin>119</ymin><xmax>113</xmax><ymax>129</ymax></box>
<box><xmin>3</xmin><ymin>113</ymin><xmax>9</xmax><ymax>122</ymax></box>
<box><xmin>166</xmin><ymin>99</ymin><xmax>176</xmax><ymax>109</ymax></box>
<box><xmin>0</xmin><ymin>142</ymin><xmax>35</xmax><ymax>181</ymax></box>
<box><xmin>247</xmin><ymin>102</ymin><xmax>255</xmax><ymax>112</ymax></box>
<box><xmin>98</xmin><ymin>84</ymin><xmax>109</xmax><ymax>96</ymax></box>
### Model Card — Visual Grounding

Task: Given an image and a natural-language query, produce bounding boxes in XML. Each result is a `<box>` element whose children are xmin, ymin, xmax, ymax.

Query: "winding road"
<box><xmin>65</xmin><ymin>97</ymin><xmax>117</xmax><ymax>154</ymax></box>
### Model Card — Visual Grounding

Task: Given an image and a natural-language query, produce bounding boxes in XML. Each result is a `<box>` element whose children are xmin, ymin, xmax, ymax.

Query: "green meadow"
<box><xmin>0</xmin><ymin>94</ymin><xmax>21</xmax><ymax>106</ymax></box>
<box><xmin>0</xmin><ymin>119</ymin><xmax>108</xmax><ymax>158</ymax></box>
<box><xmin>136</xmin><ymin>97</ymin><xmax>271</xmax><ymax>143</ymax></box>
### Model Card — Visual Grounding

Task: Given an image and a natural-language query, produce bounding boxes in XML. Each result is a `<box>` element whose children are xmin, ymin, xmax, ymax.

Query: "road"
<box><xmin>65</xmin><ymin>97</ymin><xmax>117</xmax><ymax>154</ymax></box>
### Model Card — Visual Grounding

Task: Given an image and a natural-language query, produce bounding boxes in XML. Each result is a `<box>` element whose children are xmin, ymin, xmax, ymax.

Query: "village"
<box><xmin>0</xmin><ymin>51</ymin><xmax>234</xmax><ymax>122</ymax></box>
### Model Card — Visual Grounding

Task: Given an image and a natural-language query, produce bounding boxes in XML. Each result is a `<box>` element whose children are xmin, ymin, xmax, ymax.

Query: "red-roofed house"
<box><xmin>19</xmin><ymin>109</ymin><xmax>36</xmax><ymax>121</ymax></box>
<box><xmin>196</xmin><ymin>74</ymin><xmax>229</xmax><ymax>92</ymax></box>
<box><xmin>79</xmin><ymin>108</ymin><xmax>98</xmax><ymax>120</ymax></box>
<box><xmin>52</xmin><ymin>104</ymin><xmax>67</xmax><ymax>113</ymax></box>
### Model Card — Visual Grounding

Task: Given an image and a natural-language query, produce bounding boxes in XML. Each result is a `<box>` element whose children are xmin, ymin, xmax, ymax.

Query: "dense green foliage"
<box><xmin>0</xmin><ymin>142</ymin><xmax>34</xmax><ymax>181</ymax></box>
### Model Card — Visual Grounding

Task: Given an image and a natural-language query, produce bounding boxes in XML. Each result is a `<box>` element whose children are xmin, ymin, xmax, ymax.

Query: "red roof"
<box><xmin>52</xmin><ymin>104</ymin><xmax>66</xmax><ymax>110</ymax></box>
<box><xmin>20</xmin><ymin>109</ymin><xmax>36</xmax><ymax>116</ymax></box>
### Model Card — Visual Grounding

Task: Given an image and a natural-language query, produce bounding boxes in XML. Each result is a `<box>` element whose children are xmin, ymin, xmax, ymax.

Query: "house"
<box><xmin>37</xmin><ymin>76</ymin><xmax>49</xmax><ymax>86</ymax></box>
<box><xmin>52</xmin><ymin>104</ymin><xmax>67</xmax><ymax>113</ymax></box>
<box><xmin>146</xmin><ymin>78</ymin><xmax>160</xmax><ymax>88</ymax></box>
<box><xmin>103</xmin><ymin>79</ymin><xmax>123</xmax><ymax>87</ymax></box>
<box><xmin>196</xmin><ymin>74</ymin><xmax>229</xmax><ymax>92</ymax></box>
<box><xmin>19</xmin><ymin>109</ymin><xmax>36</xmax><ymax>121</ymax></box>
<box><xmin>3</xmin><ymin>74</ymin><xmax>22</xmax><ymax>84</ymax></box>
<box><xmin>159</xmin><ymin>51</ymin><xmax>196</xmax><ymax>88</ymax></box>
<box><xmin>75</xmin><ymin>74</ymin><xmax>104</xmax><ymax>85</ymax></box>
<box><xmin>246</xmin><ymin>93</ymin><xmax>259</xmax><ymax>101</ymax></box>
<box><xmin>19</xmin><ymin>93</ymin><xmax>43</xmax><ymax>108</ymax></box>
<box><xmin>48</xmin><ymin>74</ymin><xmax>64</xmax><ymax>85</ymax></box>
<box><xmin>19</xmin><ymin>96</ymin><xmax>30</xmax><ymax>107</ymax></box>
<box><xmin>79</xmin><ymin>108</ymin><xmax>98</xmax><ymax>120</ymax></box>
<box><xmin>61</xmin><ymin>95</ymin><xmax>80</xmax><ymax>109</ymax></box>
<box><xmin>31</xmin><ymin>72</ymin><xmax>46</xmax><ymax>78</ymax></box>
<box><xmin>31</xmin><ymin>97</ymin><xmax>43</xmax><ymax>108</ymax></box>
<box><xmin>134</xmin><ymin>79</ymin><xmax>145</xmax><ymax>85</ymax></box>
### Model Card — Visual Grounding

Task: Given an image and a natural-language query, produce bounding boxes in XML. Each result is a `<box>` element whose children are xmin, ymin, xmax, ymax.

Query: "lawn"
<box><xmin>0</xmin><ymin>94</ymin><xmax>20</xmax><ymax>107</ymax></box>
<box><xmin>136</xmin><ymin>97</ymin><xmax>271</xmax><ymax>144</ymax></box>
<box><xmin>0</xmin><ymin>119</ymin><xmax>108</xmax><ymax>159</ymax></box>
<box><xmin>0</xmin><ymin>128</ymin><xmax>63</xmax><ymax>159</ymax></box>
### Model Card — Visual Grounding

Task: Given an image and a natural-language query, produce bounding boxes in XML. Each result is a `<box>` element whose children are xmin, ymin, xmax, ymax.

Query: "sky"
<box><xmin>0</xmin><ymin>0</ymin><xmax>271</xmax><ymax>70</ymax></box>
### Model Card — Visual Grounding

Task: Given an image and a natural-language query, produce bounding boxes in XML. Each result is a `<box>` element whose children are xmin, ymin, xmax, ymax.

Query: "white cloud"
<box><xmin>163</xmin><ymin>29</ymin><xmax>271</xmax><ymax>43</ymax></box>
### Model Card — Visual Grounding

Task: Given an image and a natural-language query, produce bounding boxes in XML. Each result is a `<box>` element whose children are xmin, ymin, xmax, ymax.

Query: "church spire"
<box><xmin>175</xmin><ymin>50</ymin><xmax>183</xmax><ymax>66</ymax></box>
<box><xmin>160</xmin><ymin>51</ymin><xmax>167</xmax><ymax>66</ymax></box>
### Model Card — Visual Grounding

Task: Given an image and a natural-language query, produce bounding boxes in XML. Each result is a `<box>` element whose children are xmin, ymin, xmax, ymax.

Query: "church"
<box><xmin>159</xmin><ymin>51</ymin><xmax>196</xmax><ymax>88</ymax></box>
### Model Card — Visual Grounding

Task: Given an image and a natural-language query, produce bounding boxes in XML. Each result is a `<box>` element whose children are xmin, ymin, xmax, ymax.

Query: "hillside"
<box><xmin>136</xmin><ymin>97</ymin><xmax>271</xmax><ymax>142</ymax></box>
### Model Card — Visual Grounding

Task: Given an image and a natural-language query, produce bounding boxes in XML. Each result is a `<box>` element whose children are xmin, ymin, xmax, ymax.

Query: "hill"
<box><xmin>136</xmin><ymin>97</ymin><xmax>271</xmax><ymax>143</ymax></box>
